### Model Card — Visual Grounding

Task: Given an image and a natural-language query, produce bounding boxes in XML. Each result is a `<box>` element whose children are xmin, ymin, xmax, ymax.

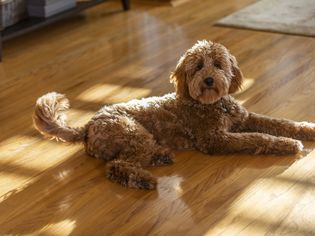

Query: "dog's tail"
<box><xmin>33</xmin><ymin>92</ymin><xmax>86</xmax><ymax>143</ymax></box>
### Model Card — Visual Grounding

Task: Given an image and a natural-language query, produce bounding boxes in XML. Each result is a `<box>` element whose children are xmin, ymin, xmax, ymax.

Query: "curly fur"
<box><xmin>33</xmin><ymin>40</ymin><xmax>315</xmax><ymax>190</ymax></box>
<box><xmin>33</xmin><ymin>92</ymin><xmax>85</xmax><ymax>142</ymax></box>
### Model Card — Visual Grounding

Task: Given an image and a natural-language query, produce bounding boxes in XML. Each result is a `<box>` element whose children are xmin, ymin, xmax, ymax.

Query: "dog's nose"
<box><xmin>204</xmin><ymin>77</ymin><xmax>214</xmax><ymax>87</ymax></box>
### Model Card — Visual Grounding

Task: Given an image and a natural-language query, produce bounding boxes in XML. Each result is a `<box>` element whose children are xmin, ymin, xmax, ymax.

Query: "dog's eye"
<box><xmin>214</xmin><ymin>61</ymin><xmax>222</xmax><ymax>69</ymax></box>
<box><xmin>196</xmin><ymin>61</ymin><xmax>203</xmax><ymax>71</ymax></box>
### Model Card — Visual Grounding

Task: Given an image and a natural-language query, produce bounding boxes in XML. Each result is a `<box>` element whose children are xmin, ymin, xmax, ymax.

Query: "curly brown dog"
<box><xmin>33</xmin><ymin>40</ymin><xmax>315</xmax><ymax>190</ymax></box>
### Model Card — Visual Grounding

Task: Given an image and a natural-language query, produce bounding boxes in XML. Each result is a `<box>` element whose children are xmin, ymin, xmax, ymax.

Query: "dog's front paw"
<box><xmin>299</xmin><ymin>122</ymin><xmax>315</xmax><ymax>141</ymax></box>
<box><xmin>275</xmin><ymin>138</ymin><xmax>303</xmax><ymax>155</ymax></box>
<box><xmin>291</xmin><ymin>139</ymin><xmax>304</xmax><ymax>153</ymax></box>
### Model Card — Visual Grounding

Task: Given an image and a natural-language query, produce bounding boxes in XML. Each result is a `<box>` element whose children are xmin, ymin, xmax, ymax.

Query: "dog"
<box><xmin>33</xmin><ymin>40</ymin><xmax>315</xmax><ymax>190</ymax></box>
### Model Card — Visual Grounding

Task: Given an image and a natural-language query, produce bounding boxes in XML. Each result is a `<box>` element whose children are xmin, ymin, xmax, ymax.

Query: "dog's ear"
<box><xmin>170</xmin><ymin>57</ymin><xmax>188</xmax><ymax>98</ymax></box>
<box><xmin>228</xmin><ymin>54</ymin><xmax>243</xmax><ymax>94</ymax></box>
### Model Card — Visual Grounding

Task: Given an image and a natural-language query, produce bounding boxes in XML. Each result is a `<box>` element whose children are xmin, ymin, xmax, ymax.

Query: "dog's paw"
<box><xmin>264</xmin><ymin>138</ymin><xmax>304</xmax><ymax>155</ymax></box>
<box><xmin>276</xmin><ymin>138</ymin><xmax>303</xmax><ymax>155</ymax></box>
<box><xmin>150</xmin><ymin>155</ymin><xmax>174</xmax><ymax>166</ymax></box>
<box><xmin>128</xmin><ymin>172</ymin><xmax>157</xmax><ymax>190</ymax></box>
<box><xmin>300</xmin><ymin>122</ymin><xmax>315</xmax><ymax>141</ymax></box>
<box><xmin>292</xmin><ymin>140</ymin><xmax>304</xmax><ymax>153</ymax></box>
<box><xmin>106</xmin><ymin>160</ymin><xmax>157</xmax><ymax>190</ymax></box>
<box><xmin>151</xmin><ymin>148</ymin><xmax>175</xmax><ymax>166</ymax></box>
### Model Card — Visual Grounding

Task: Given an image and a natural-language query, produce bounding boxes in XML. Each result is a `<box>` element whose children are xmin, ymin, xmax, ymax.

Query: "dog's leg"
<box><xmin>119</xmin><ymin>144</ymin><xmax>174</xmax><ymax>167</ymax></box>
<box><xmin>105</xmin><ymin>144</ymin><xmax>173</xmax><ymax>189</ymax></box>
<box><xmin>106</xmin><ymin>159</ymin><xmax>157</xmax><ymax>190</ymax></box>
<box><xmin>87</xmin><ymin>115</ymin><xmax>174</xmax><ymax>164</ymax></box>
<box><xmin>116</xmin><ymin>117</ymin><xmax>174</xmax><ymax>166</ymax></box>
<box><xmin>149</xmin><ymin>146</ymin><xmax>174</xmax><ymax>166</ymax></box>
<box><xmin>202</xmin><ymin>132</ymin><xmax>303</xmax><ymax>155</ymax></box>
<box><xmin>240</xmin><ymin>112</ymin><xmax>315</xmax><ymax>141</ymax></box>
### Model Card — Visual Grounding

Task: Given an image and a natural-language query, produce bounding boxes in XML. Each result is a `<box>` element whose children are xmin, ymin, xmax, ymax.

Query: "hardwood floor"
<box><xmin>1</xmin><ymin>0</ymin><xmax>315</xmax><ymax>235</ymax></box>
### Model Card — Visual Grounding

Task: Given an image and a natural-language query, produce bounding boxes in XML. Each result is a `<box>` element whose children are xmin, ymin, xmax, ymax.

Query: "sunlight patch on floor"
<box><xmin>37</xmin><ymin>219</ymin><xmax>76</xmax><ymax>236</ymax></box>
<box><xmin>77</xmin><ymin>83</ymin><xmax>152</xmax><ymax>103</ymax></box>
<box><xmin>237</xmin><ymin>97</ymin><xmax>249</xmax><ymax>105</ymax></box>
<box><xmin>155</xmin><ymin>175</ymin><xmax>195</xmax><ymax>232</ymax></box>
<box><xmin>0</xmin><ymin>135</ymin><xmax>39</xmax><ymax>160</ymax></box>
<box><xmin>158</xmin><ymin>175</ymin><xmax>185</xmax><ymax>199</ymax></box>
<box><xmin>0</xmin><ymin>134</ymin><xmax>82</xmax><ymax>197</ymax></box>
<box><xmin>234</xmin><ymin>77</ymin><xmax>255</xmax><ymax>95</ymax></box>
<box><xmin>0</xmin><ymin>174</ymin><xmax>28</xmax><ymax>201</ymax></box>
<box><xmin>230</xmin><ymin>77</ymin><xmax>254</xmax><ymax>105</ymax></box>
<box><xmin>205</xmin><ymin>150</ymin><xmax>315</xmax><ymax>235</ymax></box>
<box><xmin>53</xmin><ymin>169</ymin><xmax>73</xmax><ymax>181</ymax></box>
<box><xmin>0</xmin><ymin>135</ymin><xmax>81</xmax><ymax>168</ymax></box>
<box><xmin>67</xmin><ymin>108</ymin><xmax>96</xmax><ymax>127</ymax></box>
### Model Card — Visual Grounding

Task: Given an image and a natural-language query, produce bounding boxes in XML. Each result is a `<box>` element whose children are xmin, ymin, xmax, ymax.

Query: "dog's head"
<box><xmin>170</xmin><ymin>40</ymin><xmax>243</xmax><ymax>104</ymax></box>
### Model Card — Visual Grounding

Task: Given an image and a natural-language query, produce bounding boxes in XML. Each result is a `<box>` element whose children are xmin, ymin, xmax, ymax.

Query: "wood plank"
<box><xmin>1</xmin><ymin>0</ymin><xmax>315</xmax><ymax>235</ymax></box>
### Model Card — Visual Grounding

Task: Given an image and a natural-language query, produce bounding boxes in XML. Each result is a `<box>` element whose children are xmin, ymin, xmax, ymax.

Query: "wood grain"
<box><xmin>1</xmin><ymin>0</ymin><xmax>315</xmax><ymax>235</ymax></box>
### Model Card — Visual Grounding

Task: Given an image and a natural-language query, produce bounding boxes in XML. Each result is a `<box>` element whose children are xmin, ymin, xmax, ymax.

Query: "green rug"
<box><xmin>216</xmin><ymin>0</ymin><xmax>315</xmax><ymax>37</ymax></box>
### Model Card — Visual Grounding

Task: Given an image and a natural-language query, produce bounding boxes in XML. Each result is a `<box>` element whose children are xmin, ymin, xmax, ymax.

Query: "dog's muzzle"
<box><xmin>204</xmin><ymin>77</ymin><xmax>214</xmax><ymax>87</ymax></box>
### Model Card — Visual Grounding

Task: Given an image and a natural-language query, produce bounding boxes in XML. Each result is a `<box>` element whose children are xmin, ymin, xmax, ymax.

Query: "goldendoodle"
<box><xmin>33</xmin><ymin>40</ymin><xmax>315</xmax><ymax>190</ymax></box>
